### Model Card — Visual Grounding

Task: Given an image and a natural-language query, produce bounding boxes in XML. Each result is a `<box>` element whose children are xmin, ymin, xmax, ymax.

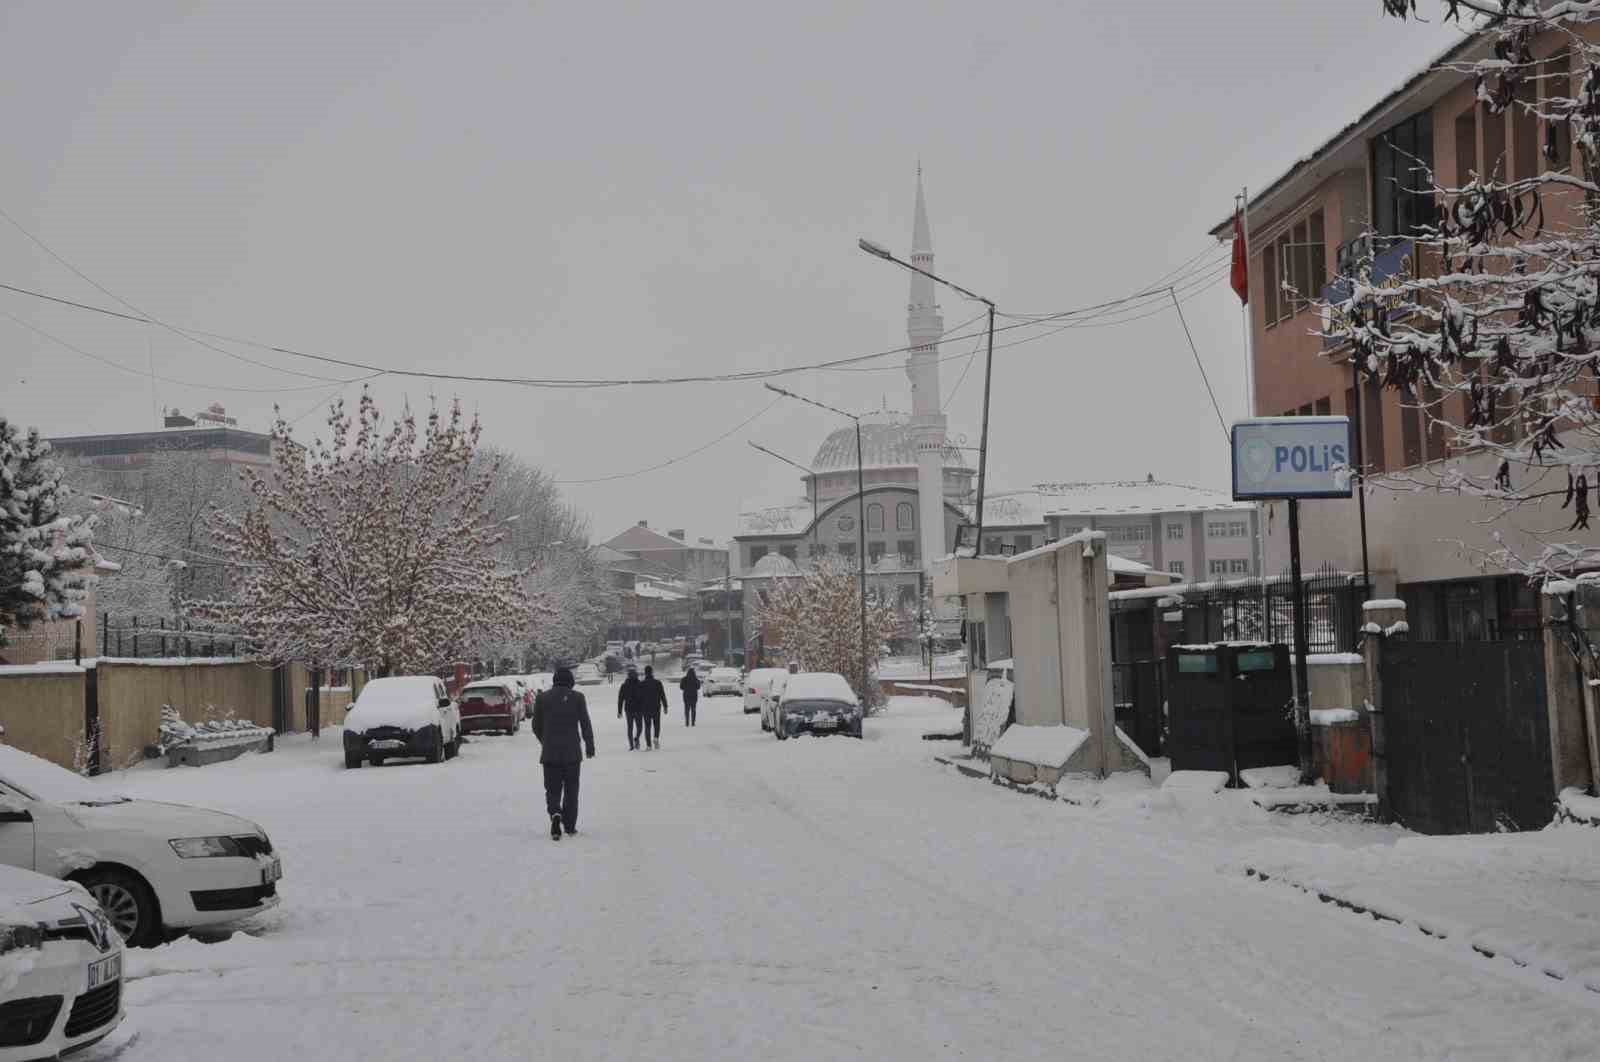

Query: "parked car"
<box><xmin>0</xmin><ymin>745</ymin><xmax>282</xmax><ymax>947</ymax></box>
<box><xmin>0</xmin><ymin>864</ymin><xmax>125</xmax><ymax>1056</ymax></box>
<box><xmin>760</xmin><ymin>672</ymin><xmax>791</xmax><ymax>733</ymax></box>
<box><xmin>744</xmin><ymin>667</ymin><xmax>787</xmax><ymax>718</ymax></box>
<box><xmin>704</xmin><ymin>666</ymin><xmax>743</xmax><ymax>698</ymax></box>
<box><xmin>458</xmin><ymin>679</ymin><xmax>523</xmax><ymax>736</ymax></box>
<box><xmin>573</xmin><ymin>663</ymin><xmax>604</xmax><ymax>686</ymax></box>
<box><xmin>775</xmin><ymin>672</ymin><xmax>863</xmax><ymax>740</ymax></box>
<box><xmin>523</xmin><ymin>673</ymin><xmax>554</xmax><ymax>718</ymax></box>
<box><xmin>342</xmin><ymin>676</ymin><xmax>461</xmax><ymax>769</ymax></box>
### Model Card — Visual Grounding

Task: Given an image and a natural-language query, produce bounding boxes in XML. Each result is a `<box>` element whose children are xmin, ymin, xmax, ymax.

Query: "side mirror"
<box><xmin>438</xmin><ymin>697</ymin><xmax>452</xmax><ymax>709</ymax></box>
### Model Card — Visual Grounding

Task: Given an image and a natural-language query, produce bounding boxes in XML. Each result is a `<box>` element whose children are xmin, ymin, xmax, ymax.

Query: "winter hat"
<box><xmin>553</xmin><ymin>667</ymin><xmax>575</xmax><ymax>687</ymax></box>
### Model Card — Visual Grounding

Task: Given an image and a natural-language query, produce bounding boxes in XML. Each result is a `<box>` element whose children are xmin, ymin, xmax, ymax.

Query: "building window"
<box><xmin>1209</xmin><ymin>559</ymin><xmax>1228</xmax><ymax>577</ymax></box>
<box><xmin>749</xmin><ymin>546</ymin><xmax>768</xmax><ymax>566</ymax></box>
<box><xmin>1372</xmin><ymin>111</ymin><xmax>1435</xmax><ymax>243</ymax></box>
<box><xmin>897</xmin><ymin>539</ymin><xmax>916</xmax><ymax>566</ymax></box>
<box><xmin>1107</xmin><ymin>525</ymin><xmax>1151</xmax><ymax>544</ymax></box>
<box><xmin>1227</xmin><ymin>520</ymin><xmax>1247</xmax><ymax>538</ymax></box>
<box><xmin>984</xmin><ymin>537</ymin><xmax>1004</xmax><ymax>556</ymax></box>
<box><xmin>1545</xmin><ymin>53</ymin><xmax>1573</xmax><ymax>172</ymax></box>
<box><xmin>812</xmin><ymin>542</ymin><xmax>827</xmax><ymax>558</ymax></box>
<box><xmin>1315</xmin><ymin>396</ymin><xmax>1331</xmax><ymax>416</ymax></box>
<box><xmin>896</xmin><ymin>502</ymin><xmax>914</xmax><ymax>531</ymax></box>
<box><xmin>898</xmin><ymin>584</ymin><xmax>918</xmax><ymax>607</ymax></box>
<box><xmin>1270</xmin><ymin>210</ymin><xmax>1327</xmax><ymax>322</ymax></box>
<box><xmin>838</xmin><ymin>542</ymin><xmax>856</xmax><ymax>561</ymax></box>
<box><xmin>1206</xmin><ymin>523</ymin><xmax>1223</xmax><ymax>540</ymax></box>
<box><xmin>1014</xmin><ymin>535</ymin><xmax>1033</xmax><ymax>553</ymax></box>
<box><xmin>1166</xmin><ymin>523</ymin><xmax>1184</xmax><ymax>541</ymax></box>
<box><xmin>866</xmin><ymin>504</ymin><xmax>884</xmax><ymax>533</ymax></box>
<box><xmin>1168</xmin><ymin>560</ymin><xmax>1185</xmax><ymax>575</ymax></box>
<box><xmin>868</xmin><ymin>542</ymin><xmax>886</xmax><ymax>565</ymax></box>
<box><xmin>1229</xmin><ymin>559</ymin><xmax>1249</xmax><ymax>575</ymax></box>
<box><xmin>779</xmin><ymin>545</ymin><xmax>797</xmax><ymax>562</ymax></box>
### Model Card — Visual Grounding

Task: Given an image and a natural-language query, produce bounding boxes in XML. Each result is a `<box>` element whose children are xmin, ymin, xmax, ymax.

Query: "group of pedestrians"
<box><xmin>529</xmin><ymin>660</ymin><xmax>709</xmax><ymax>843</ymax></box>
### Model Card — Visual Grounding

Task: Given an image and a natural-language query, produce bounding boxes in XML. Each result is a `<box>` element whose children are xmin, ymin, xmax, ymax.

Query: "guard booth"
<box><xmin>1166</xmin><ymin>643</ymin><xmax>1296</xmax><ymax>784</ymax></box>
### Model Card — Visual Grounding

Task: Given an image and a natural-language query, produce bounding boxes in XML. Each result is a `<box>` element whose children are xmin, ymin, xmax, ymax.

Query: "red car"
<box><xmin>457</xmin><ymin>680</ymin><xmax>522</xmax><ymax>736</ymax></box>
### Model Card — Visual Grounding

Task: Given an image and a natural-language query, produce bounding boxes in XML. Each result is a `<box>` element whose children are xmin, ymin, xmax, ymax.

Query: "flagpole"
<box><xmin>1238</xmin><ymin>187</ymin><xmax>1267</xmax><ymax>594</ymax></box>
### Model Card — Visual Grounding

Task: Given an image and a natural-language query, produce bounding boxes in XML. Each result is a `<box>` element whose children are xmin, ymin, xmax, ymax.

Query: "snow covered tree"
<box><xmin>1323</xmin><ymin>3</ymin><xmax>1600</xmax><ymax>578</ymax></box>
<box><xmin>197</xmin><ymin>389</ymin><xmax>532</xmax><ymax>675</ymax></box>
<box><xmin>752</xmin><ymin>559</ymin><xmax>897</xmax><ymax>705</ymax></box>
<box><xmin>0</xmin><ymin>418</ymin><xmax>95</xmax><ymax>647</ymax></box>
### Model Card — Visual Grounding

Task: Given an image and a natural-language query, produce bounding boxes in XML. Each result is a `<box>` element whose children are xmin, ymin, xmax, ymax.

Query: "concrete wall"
<box><xmin>0</xmin><ymin>669</ymin><xmax>88</xmax><ymax>769</ymax></box>
<box><xmin>96</xmin><ymin>659</ymin><xmax>281</xmax><ymax>769</ymax></box>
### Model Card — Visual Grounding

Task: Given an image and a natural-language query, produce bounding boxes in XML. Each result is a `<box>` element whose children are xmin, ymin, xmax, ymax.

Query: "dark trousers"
<box><xmin>644</xmin><ymin>710</ymin><xmax>661</xmax><ymax>746</ymax></box>
<box><xmin>684</xmin><ymin>696</ymin><xmax>697</xmax><ymax>726</ymax></box>
<box><xmin>624</xmin><ymin>709</ymin><xmax>642</xmax><ymax>748</ymax></box>
<box><xmin>543</xmin><ymin>762</ymin><xmax>580</xmax><ymax>831</ymax></box>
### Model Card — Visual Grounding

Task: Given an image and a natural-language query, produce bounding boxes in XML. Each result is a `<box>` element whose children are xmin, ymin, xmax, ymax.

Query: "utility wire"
<box><xmin>555</xmin><ymin>397</ymin><xmax>782</xmax><ymax>485</ymax></box>
<box><xmin>1170</xmin><ymin>288</ymin><xmax>1230</xmax><ymax>444</ymax></box>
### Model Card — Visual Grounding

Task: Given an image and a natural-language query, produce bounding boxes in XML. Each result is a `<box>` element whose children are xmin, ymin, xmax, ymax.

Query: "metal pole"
<box><xmin>857</xmin><ymin>420</ymin><xmax>869</xmax><ymax>699</ymax></box>
<box><xmin>1350</xmin><ymin>355</ymin><xmax>1373</xmax><ymax>596</ymax></box>
<box><xmin>973</xmin><ymin>302</ymin><xmax>996</xmax><ymax>555</ymax></box>
<box><xmin>1288</xmin><ymin>499</ymin><xmax>1314</xmax><ymax>783</ymax></box>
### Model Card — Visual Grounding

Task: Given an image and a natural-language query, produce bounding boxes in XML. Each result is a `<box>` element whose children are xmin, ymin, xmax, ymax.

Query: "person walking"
<box><xmin>638</xmin><ymin>664</ymin><xmax>669</xmax><ymax>749</ymax></box>
<box><xmin>531</xmin><ymin>667</ymin><xmax>595</xmax><ymax>841</ymax></box>
<box><xmin>617</xmin><ymin>665</ymin><xmax>642</xmax><ymax>750</ymax></box>
<box><xmin>679</xmin><ymin>666</ymin><xmax>701</xmax><ymax>727</ymax></box>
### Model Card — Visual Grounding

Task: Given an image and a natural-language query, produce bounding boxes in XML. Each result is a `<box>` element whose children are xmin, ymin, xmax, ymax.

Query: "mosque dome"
<box><xmin>809</xmin><ymin>420</ymin><xmax>971</xmax><ymax>475</ymax></box>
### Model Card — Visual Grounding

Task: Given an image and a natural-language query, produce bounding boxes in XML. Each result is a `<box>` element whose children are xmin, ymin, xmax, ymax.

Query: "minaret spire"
<box><xmin>904</xmin><ymin>167</ymin><xmax>949</xmax><ymax>567</ymax></box>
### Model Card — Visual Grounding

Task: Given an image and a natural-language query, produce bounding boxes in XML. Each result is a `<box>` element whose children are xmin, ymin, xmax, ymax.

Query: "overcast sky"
<box><xmin>0</xmin><ymin>2</ymin><xmax>1454</xmax><ymax>545</ymax></box>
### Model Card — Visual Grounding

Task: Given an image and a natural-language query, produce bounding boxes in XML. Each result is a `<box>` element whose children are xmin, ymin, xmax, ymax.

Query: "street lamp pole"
<box><xmin>748</xmin><ymin>441</ymin><xmax>819</xmax><ymax>555</ymax></box>
<box><xmin>763</xmin><ymin>384</ymin><xmax>870</xmax><ymax>700</ymax></box>
<box><xmin>857</xmin><ymin>238</ymin><xmax>996</xmax><ymax>555</ymax></box>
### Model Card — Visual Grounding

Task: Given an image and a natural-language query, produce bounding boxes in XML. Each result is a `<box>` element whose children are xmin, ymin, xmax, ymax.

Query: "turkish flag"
<box><xmin>1230</xmin><ymin>210</ymin><xmax>1249</xmax><ymax>305</ymax></box>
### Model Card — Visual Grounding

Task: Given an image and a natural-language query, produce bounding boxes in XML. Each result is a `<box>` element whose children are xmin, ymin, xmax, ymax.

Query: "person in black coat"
<box><xmin>632</xmin><ymin>665</ymin><xmax>669</xmax><ymax>749</ymax></box>
<box><xmin>678</xmin><ymin>667</ymin><xmax>701</xmax><ymax>727</ymax></box>
<box><xmin>617</xmin><ymin>666</ymin><xmax>643</xmax><ymax>750</ymax></box>
<box><xmin>532</xmin><ymin>667</ymin><xmax>595</xmax><ymax>840</ymax></box>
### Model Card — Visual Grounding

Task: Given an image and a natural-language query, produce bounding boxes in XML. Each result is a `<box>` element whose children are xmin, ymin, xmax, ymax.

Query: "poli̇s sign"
<box><xmin>1231</xmin><ymin>417</ymin><xmax>1353</xmax><ymax>500</ymax></box>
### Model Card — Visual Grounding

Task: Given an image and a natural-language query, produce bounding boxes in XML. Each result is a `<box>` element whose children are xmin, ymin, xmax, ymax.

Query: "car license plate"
<box><xmin>812</xmin><ymin>718</ymin><xmax>836</xmax><ymax>729</ymax></box>
<box><xmin>262</xmin><ymin>857</ymin><xmax>282</xmax><ymax>885</ymax></box>
<box><xmin>370</xmin><ymin>739</ymin><xmax>405</xmax><ymax>750</ymax></box>
<box><xmin>87</xmin><ymin>953</ymin><xmax>120</xmax><ymax>990</ymax></box>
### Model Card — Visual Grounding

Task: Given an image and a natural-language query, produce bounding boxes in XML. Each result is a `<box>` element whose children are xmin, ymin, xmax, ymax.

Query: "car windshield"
<box><xmin>0</xmin><ymin>746</ymin><xmax>126</xmax><ymax>805</ymax></box>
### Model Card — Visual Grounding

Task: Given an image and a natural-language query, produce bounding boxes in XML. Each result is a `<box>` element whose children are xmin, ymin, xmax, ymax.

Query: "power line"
<box><xmin>555</xmin><ymin>397</ymin><xmax>783</xmax><ymax>485</ymax></box>
<box><xmin>1170</xmin><ymin>288</ymin><xmax>1230</xmax><ymax>444</ymax></box>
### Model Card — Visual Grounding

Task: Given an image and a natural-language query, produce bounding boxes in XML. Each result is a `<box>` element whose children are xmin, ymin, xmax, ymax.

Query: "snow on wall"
<box><xmin>972</xmin><ymin>678</ymin><xmax>1013</xmax><ymax>750</ymax></box>
<box><xmin>989</xmin><ymin>723</ymin><xmax>1088</xmax><ymax>768</ymax></box>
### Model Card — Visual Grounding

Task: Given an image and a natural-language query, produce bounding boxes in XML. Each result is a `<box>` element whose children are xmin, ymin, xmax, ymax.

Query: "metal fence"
<box><xmin>1167</xmin><ymin>564</ymin><xmax>1366</xmax><ymax>655</ymax></box>
<box><xmin>99</xmin><ymin>613</ymin><xmax>251</xmax><ymax>659</ymax></box>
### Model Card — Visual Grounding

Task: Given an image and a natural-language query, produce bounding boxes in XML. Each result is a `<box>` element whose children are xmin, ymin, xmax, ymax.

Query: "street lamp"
<box><xmin>857</xmin><ymin>237</ymin><xmax>997</xmax><ymax>557</ymax></box>
<box><xmin>762</xmin><ymin>383</ymin><xmax>870</xmax><ymax>700</ymax></box>
<box><xmin>748</xmin><ymin>440</ymin><xmax>819</xmax><ymax>555</ymax></box>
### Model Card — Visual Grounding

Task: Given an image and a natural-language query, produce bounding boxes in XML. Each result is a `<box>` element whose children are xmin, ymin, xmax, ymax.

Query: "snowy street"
<box><xmin>66</xmin><ymin>686</ymin><xmax>1598</xmax><ymax>1062</ymax></box>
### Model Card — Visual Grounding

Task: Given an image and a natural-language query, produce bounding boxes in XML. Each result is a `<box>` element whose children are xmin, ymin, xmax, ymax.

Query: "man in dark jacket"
<box><xmin>632</xmin><ymin>664</ymin><xmax>669</xmax><ymax>749</ymax></box>
<box><xmin>532</xmin><ymin>667</ymin><xmax>595</xmax><ymax>841</ymax></box>
<box><xmin>678</xmin><ymin>667</ymin><xmax>701</xmax><ymax>727</ymax></box>
<box><xmin>617</xmin><ymin>665</ymin><xmax>642</xmax><ymax>750</ymax></box>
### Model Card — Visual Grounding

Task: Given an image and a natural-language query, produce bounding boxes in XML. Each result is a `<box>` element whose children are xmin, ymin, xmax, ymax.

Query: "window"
<box><xmin>1014</xmin><ymin>535</ymin><xmax>1033</xmax><ymax>553</ymax></box>
<box><xmin>1262</xmin><ymin>240</ymin><xmax>1277</xmax><ymax>326</ymax></box>
<box><xmin>1267</xmin><ymin>210</ymin><xmax>1327</xmax><ymax>324</ymax></box>
<box><xmin>898</xmin><ymin>584</ymin><xmax>917</xmax><ymax>607</ymax></box>
<box><xmin>837</xmin><ymin>543</ymin><xmax>856</xmax><ymax>562</ymax></box>
<box><xmin>1298</xmin><ymin>403</ymin><xmax>1313</xmax><ymax>416</ymax></box>
<box><xmin>1167</xmin><ymin>560</ymin><xmax>1185</xmax><ymax>575</ymax></box>
<box><xmin>1208</xmin><ymin>559</ymin><xmax>1228</xmax><ymax>577</ymax></box>
<box><xmin>983</xmin><ymin>537</ymin><xmax>1004</xmax><ymax>557</ymax></box>
<box><xmin>896</xmin><ymin>502</ymin><xmax>914</xmax><ymax>531</ymax></box>
<box><xmin>1401</xmin><ymin>392</ymin><xmax>1424</xmax><ymax>468</ymax></box>
<box><xmin>1482</xmin><ymin>100</ymin><xmax>1507</xmax><ymax>181</ymax></box>
<box><xmin>779</xmin><ymin>545</ymin><xmax>797</xmax><ymax>562</ymax></box>
<box><xmin>1166</xmin><ymin>523</ymin><xmax>1184</xmax><ymax>541</ymax></box>
<box><xmin>1315</xmin><ymin>396</ymin><xmax>1332</xmax><ymax>416</ymax></box>
<box><xmin>1513</xmin><ymin>77</ymin><xmax>1538</xmax><ymax>182</ymax></box>
<box><xmin>897</xmin><ymin>539</ymin><xmax>916</xmax><ymax>566</ymax></box>
<box><xmin>868</xmin><ymin>542</ymin><xmax>885</xmax><ymax>565</ymax></box>
<box><xmin>866</xmin><ymin>503</ymin><xmax>884</xmax><ymax>533</ymax></box>
<box><xmin>1454</xmin><ymin>107</ymin><xmax>1477</xmax><ymax>185</ymax></box>
<box><xmin>1372</xmin><ymin>111</ymin><xmax>1435</xmax><ymax>242</ymax></box>
<box><xmin>1230</xmin><ymin>559</ymin><xmax>1249</xmax><ymax>575</ymax></box>
<box><xmin>1423</xmin><ymin>380</ymin><xmax>1448</xmax><ymax>461</ymax></box>
<box><xmin>749</xmin><ymin>545</ymin><xmax>768</xmax><ymax>567</ymax></box>
<box><xmin>812</xmin><ymin>542</ymin><xmax>827</xmax><ymax>559</ymax></box>
<box><xmin>1227</xmin><ymin>520</ymin><xmax>1247</xmax><ymax>538</ymax></box>
<box><xmin>1545</xmin><ymin>53</ymin><xmax>1573</xmax><ymax>171</ymax></box>
<box><xmin>1108</xmin><ymin>525</ymin><xmax>1151</xmax><ymax>544</ymax></box>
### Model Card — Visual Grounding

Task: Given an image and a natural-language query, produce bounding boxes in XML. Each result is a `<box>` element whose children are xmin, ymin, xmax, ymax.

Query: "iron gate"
<box><xmin>1112</xmin><ymin>659</ymin><xmax>1164</xmax><ymax>758</ymax></box>
<box><xmin>1166</xmin><ymin>644</ymin><xmax>1296</xmax><ymax>783</ymax></box>
<box><xmin>1381</xmin><ymin>640</ymin><xmax>1552</xmax><ymax>834</ymax></box>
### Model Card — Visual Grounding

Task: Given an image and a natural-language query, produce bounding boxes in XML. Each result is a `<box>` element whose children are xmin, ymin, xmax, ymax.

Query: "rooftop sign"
<box><xmin>1231</xmin><ymin>417</ymin><xmax>1353</xmax><ymax>500</ymax></box>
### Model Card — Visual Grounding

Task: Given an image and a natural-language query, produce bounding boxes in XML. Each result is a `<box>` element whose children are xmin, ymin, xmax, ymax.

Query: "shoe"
<box><xmin>564</xmin><ymin>826</ymin><xmax>577</xmax><ymax>836</ymax></box>
<box><xmin>550</xmin><ymin>815</ymin><xmax>562</xmax><ymax>841</ymax></box>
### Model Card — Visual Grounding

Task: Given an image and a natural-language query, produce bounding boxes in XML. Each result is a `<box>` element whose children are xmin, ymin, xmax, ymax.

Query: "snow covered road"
<box><xmin>83</xmin><ymin>689</ymin><xmax>1600</xmax><ymax>1061</ymax></box>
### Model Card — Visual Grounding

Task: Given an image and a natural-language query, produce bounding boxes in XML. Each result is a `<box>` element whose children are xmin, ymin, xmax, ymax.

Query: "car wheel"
<box><xmin>427</xmin><ymin>728</ymin><xmax>445</xmax><ymax>764</ymax></box>
<box><xmin>76</xmin><ymin>867</ymin><xmax>157</xmax><ymax>947</ymax></box>
<box><xmin>776</xmin><ymin>715</ymin><xmax>788</xmax><ymax>741</ymax></box>
<box><xmin>371</xmin><ymin>755</ymin><xmax>386</xmax><ymax>766</ymax></box>
<box><xmin>345</xmin><ymin>750</ymin><xmax>362</xmax><ymax>769</ymax></box>
<box><xmin>445</xmin><ymin>736</ymin><xmax>460</xmax><ymax>760</ymax></box>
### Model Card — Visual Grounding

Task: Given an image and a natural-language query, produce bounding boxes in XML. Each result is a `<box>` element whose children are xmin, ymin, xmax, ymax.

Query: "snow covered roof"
<box><xmin>1035</xmin><ymin>479</ymin><xmax>1252</xmax><ymax>517</ymax></box>
<box><xmin>748</xmin><ymin>553</ymin><xmax>801</xmax><ymax>579</ymax></box>
<box><xmin>631</xmin><ymin>582</ymin><xmax>688</xmax><ymax>601</ymax></box>
<box><xmin>603</xmin><ymin>524</ymin><xmax>722</xmax><ymax>555</ymax></box>
<box><xmin>810</xmin><ymin>420</ymin><xmax>972</xmax><ymax>475</ymax></box>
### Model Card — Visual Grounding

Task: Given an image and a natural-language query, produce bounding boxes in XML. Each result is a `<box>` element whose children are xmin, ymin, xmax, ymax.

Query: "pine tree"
<box><xmin>752</xmin><ymin>559</ymin><xmax>897</xmax><ymax>706</ymax></box>
<box><xmin>0</xmin><ymin>418</ymin><xmax>95</xmax><ymax>646</ymax></box>
<box><xmin>197</xmin><ymin>389</ymin><xmax>533</xmax><ymax>675</ymax></box>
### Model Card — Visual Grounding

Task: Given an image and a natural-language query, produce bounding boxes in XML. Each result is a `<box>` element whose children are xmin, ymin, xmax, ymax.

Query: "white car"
<box><xmin>704</xmin><ymin>667</ymin><xmax>743</xmax><ymax>699</ymax></box>
<box><xmin>523</xmin><ymin>673</ymin><xmax>554</xmax><ymax>717</ymax></box>
<box><xmin>0</xmin><ymin>864</ymin><xmax>125</xmax><ymax>1058</ymax></box>
<box><xmin>0</xmin><ymin>745</ymin><xmax>282</xmax><ymax>948</ymax></box>
<box><xmin>573</xmin><ymin>663</ymin><xmax>604</xmax><ymax>686</ymax></box>
<box><xmin>760</xmin><ymin>672</ymin><xmax>792</xmax><ymax>733</ymax></box>
<box><xmin>744</xmin><ymin>668</ymin><xmax>787</xmax><ymax>717</ymax></box>
<box><xmin>342</xmin><ymin>676</ymin><xmax>461</xmax><ymax>769</ymax></box>
<box><xmin>775</xmin><ymin>672</ymin><xmax>864</xmax><ymax>740</ymax></box>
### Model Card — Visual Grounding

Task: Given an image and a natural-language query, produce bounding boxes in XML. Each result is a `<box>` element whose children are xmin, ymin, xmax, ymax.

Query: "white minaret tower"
<box><xmin>905</xmin><ymin>168</ymin><xmax>949</xmax><ymax>568</ymax></box>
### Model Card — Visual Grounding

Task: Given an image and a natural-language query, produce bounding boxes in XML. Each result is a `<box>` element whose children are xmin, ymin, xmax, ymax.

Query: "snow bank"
<box><xmin>1558</xmin><ymin>787</ymin><xmax>1600</xmax><ymax>826</ymax></box>
<box><xmin>989</xmin><ymin>724</ymin><xmax>1087</xmax><ymax>768</ymax></box>
<box><xmin>1162</xmin><ymin>770</ymin><xmax>1229</xmax><ymax>793</ymax></box>
<box><xmin>1310</xmin><ymin>708</ymin><xmax>1360</xmax><ymax>726</ymax></box>
<box><xmin>1306</xmin><ymin>653</ymin><xmax>1363</xmax><ymax>666</ymax></box>
<box><xmin>1239</xmin><ymin>766</ymin><xmax>1300</xmax><ymax>790</ymax></box>
<box><xmin>1361</xmin><ymin>598</ymin><xmax>1406</xmax><ymax>611</ymax></box>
